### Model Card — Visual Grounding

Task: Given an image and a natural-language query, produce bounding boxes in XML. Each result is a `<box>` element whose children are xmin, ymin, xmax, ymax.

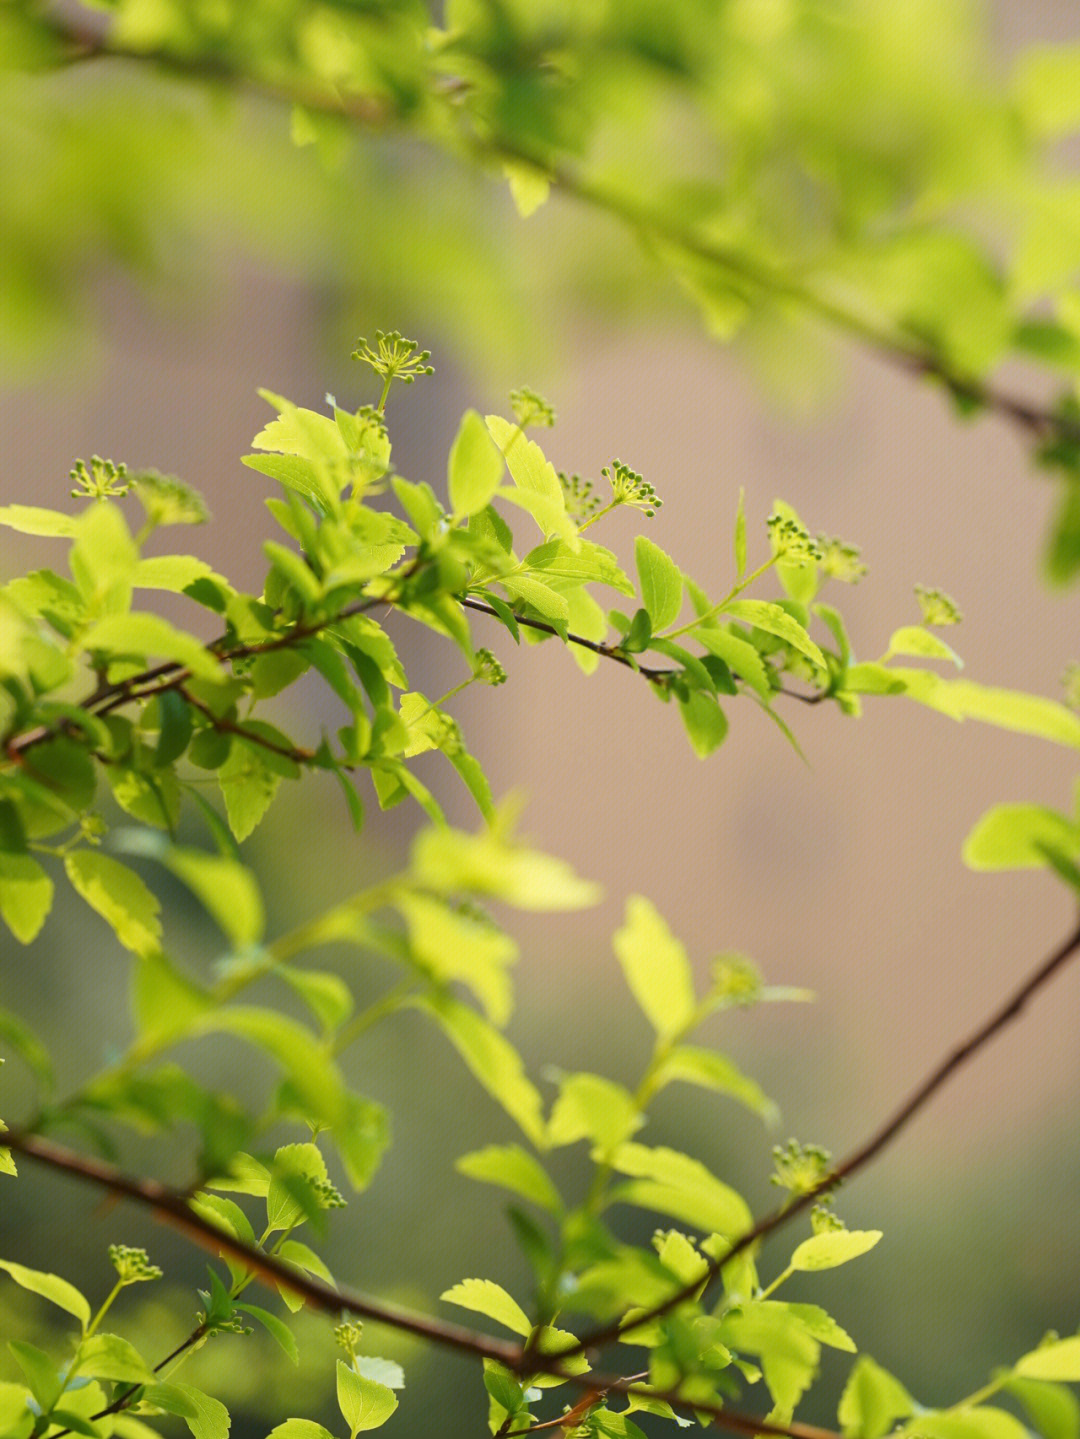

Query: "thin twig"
<box><xmin>2</xmin><ymin>1130</ymin><xmax>520</xmax><ymax>1365</ymax></box>
<box><xmin>560</xmin><ymin>914</ymin><xmax>1080</xmax><ymax>1359</ymax></box>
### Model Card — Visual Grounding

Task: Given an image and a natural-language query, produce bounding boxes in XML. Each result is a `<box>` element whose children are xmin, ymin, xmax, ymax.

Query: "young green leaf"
<box><xmin>415</xmin><ymin>992</ymin><xmax>547</xmax><ymax>1149</ymax></box>
<box><xmin>1015</xmin><ymin>1337</ymin><xmax>1080</xmax><ymax>1381</ymax></box>
<box><xmin>7</xmin><ymin>1341</ymin><xmax>63</xmax><ymax>1411</ymax></box>
<box><xmin>724</xmin><ymin>599</ymin><xmax>827</xmax><ymax>670</ymax></box>
<box><xmin>234</xmin><ymin>1304</ymin><xmax>300</xmax><ymax>1365</ymax></box>
<box><xmin>734</xmin><ymin>488</ymin><xmax>747</xmax><ymax>578</ymax></box>
<box><xmin>336</xmin><ymin>1360</ymin><xmax>398</xmax><ymax>1436</ymax></box>
<box><xmin>455</xmin><ymin>1143</ymin><xmax>563</xmax><ymax>1215</ymax></box>
<box><xmin>449</xmin><ymin>409</ymin><xmax>505</xmax><ymax>517</ymax></box>
<box><xmin>64</xmin><ymin>850</ymin><xmax>162</xmax><ymax>957</ymax></box>
<box><xmin>790</xmin><ymin>1229</ymin><xmax>882</xmax><ymax>1271</ymax></box>
<box><xmin>0</xmin><ymin>847</ymin><xmax>54</xmax><ymax>945</ymax></box>
<box><xmin>440</xmin><ymin>1279</ymin><xmax>532</xmax><ymax>1337</ymax></box>
<box><xmin>612</xmin><ymin>895</ymin><xmax>697</xmax><ymax>1039</ymax></box>
<box><xmin>0</xmin><ymin>1259</ymin><xmax>91</xmax><ymax>1330</ymax></box>
<box><xmin>678</xmin><ymin>690</ymin><xmax>729</xmax><ymax>757</ymax></box>
<box><xmin>142</xmin><ymin>1383</ymin><xmax>230</xmax><ymax>1439</ymax></box>
<box><xmin>838</xmin><ymin>1355</ymin><xmax>916</xmax><ymax>1439</ymax></box>
<box><xmin>81</xmin><ymin>613</ymin><xmax>226</xmax><ymax>683</ymax></box>
<box><xmin>267</xmin><ymin>1423</ymin><xmax>335</xmax><ymax>1439</ymax></box>
<box><xmin>962</xmin><ymin>804</ymin><xmax>1080</xmax><ymax>870</ymax></box>
<box><xmin>548</xmin><ymin>1073</ymin><xmax>643</xmax><ymax>1152</ymax></box>
<box><xmin>75</xmin><ymin>1334</ymin><xmax>157</xmax><ymax>1385</ymax></box>
<box><xmin>635</xmin><ymin>536</ymin><xmax>683</xmax><ymax>630</ymax></box>
<box><xmin>607</xmin><ymin>1143</ymin><xmax>751</xmax><ymax>1236</ymax></box>
<box><xmin>647</xmin><ymin>1045</ymin><xmax>778</xmax><ymax>1124</ymax></box>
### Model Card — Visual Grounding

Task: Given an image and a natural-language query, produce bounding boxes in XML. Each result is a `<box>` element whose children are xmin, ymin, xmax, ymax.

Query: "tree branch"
<box><xmin>38</xmin><ymin>13</ymin><xmax>1080</xmax><ymax>458</ymax></box>
<box><xmin>559</xmin><ymin>912</ymin><xmax>1080</xmax><ymax>1358</ymax></box>
<box><xmin>4</xmin><ymin>1128</ymin><xmax>849</xmax><ymax>1439</ymax></box>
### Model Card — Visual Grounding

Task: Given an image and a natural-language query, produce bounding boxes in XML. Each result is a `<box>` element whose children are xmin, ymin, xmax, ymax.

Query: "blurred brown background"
<box><xmin>1</xmin><ymin>2</ymin><xmax>1078</xmax><ymax>1434</ymax></box>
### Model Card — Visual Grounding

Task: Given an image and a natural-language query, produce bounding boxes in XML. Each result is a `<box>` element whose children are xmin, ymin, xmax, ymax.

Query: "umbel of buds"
<box><xmin>603</xmin><ymin>459</ymin><xmax>662</xmax><ymax>517</ymax></box>
<box><xmin>915</xmin><ymin>584</ymin><xmax>962</xmax><ymax>625</ymax></box>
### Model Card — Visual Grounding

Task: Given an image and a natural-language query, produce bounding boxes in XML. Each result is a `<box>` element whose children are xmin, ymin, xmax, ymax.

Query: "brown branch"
<box><xmin>5</xmin><ymin>1130</ymin><xmax>848</xmax><ymax>1439</ymax></box>
<box><xmin>3</xmin><ymin>1129</ymin><xmax>520</xmax><ymax>1366</ymax></box>
<box><xmin>559</xmin><ymin>913</ymin><xmax>1080</xmax><ymax>1359</ymax></box>
<box><xmin>459</xmin><ymin>597</ymin><xmax>673</xmax><ymax>681</ymax></box>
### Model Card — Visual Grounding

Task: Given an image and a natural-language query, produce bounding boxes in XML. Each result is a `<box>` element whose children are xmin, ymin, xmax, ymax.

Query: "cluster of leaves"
<box><xmin>3</xmin><ymin>351</ymin><xmax>1080</xmax><ymax>1439</ymax></box>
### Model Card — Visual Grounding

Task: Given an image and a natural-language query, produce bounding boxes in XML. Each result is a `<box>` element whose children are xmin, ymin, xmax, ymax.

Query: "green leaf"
<box><xmin>115</xmin><ymin>829</ymin><xmax>265</xmax><ymax>947</ymax></box>
<box><xmin>267</xmin><ymin>1423</ymin><xmax>335</xmax><ymax>1439</ymax></box>
<box><xmin>397</xmin><ymin>889</ymin><xmax>517</xmax><ymax>1024</ymax></box>
<box><xmin>218</xmin><ymin>740</ymin><xmax>285</xmax><ymax>842</ymax></box>
<box><xmin>81</xmin><ymin>613</ymin><xmax>225</xmax><ymax>683</ymax></box>
<box><xmin>265</xmin><ymin>1142</ymin><xmax>333</xmax><ymax>1232</ymax></box>
<box><xmin>440</xmin><ymin>1279</ymin><xmax>532</xmax><ymax>1338</ymax></box>
<box><xmin>194</xmin><ymin>1009</ymin><xmax>345</xmax><ymax>1126</ymax></box>
<box><xmin>455</xmin><ymin>1144</ymin><xmax>563</xmax><ymax>1215</ymax></box>
<box><xmin>901</xmin><ymin>1408</ymin><xmax>1032</xmax><ymax>1439</ymax></box>
<box><xmin>720</xmin><ymin>1300</ymin><xmax>821</xmax><ymax>1415</ymax></box>
<box><xmin>132</xmin><ymin>556</ymin><xmax>224</xmax><ymax>593</ymax></box>
<box><xmin>882</xmin><ymin>625</ymin><xmax>962</xmax><ymax>667</ymax></box>
<box><xmin>694</xmin><ymin>626</ymin><xmax>772</xmax><ymax>700</ymax></box>
<box><xmin>1016</xmin><ymin>1337</ymin><xmax>1080</xmax><ymax>1381</ymax></box>
<box><xmin>524</xmin><ymin>539</ymin><xmax>635</xmax><ymax>596</ymax></box>
<box><xmin>0</xmin><ymin>1008</ymin><xmax>53</xmax><ymax>1092</ymax></box>
<box><xmin>548</xmin><ymin>1073</ymin><xmax>643</xmax><ymax>1153</ymax></box>
<box><xmin>449</xmin><ymin>409</ymin><xmax>505</xmax><ymax>517</ymax></box>
<box><xmin>504</xmin><ymin>159</ymin><xmax>550</xmax><ymax>216</ymax></box>
<box><xmin>0</xmin><ymin>846</ymin><xmax>54</xmax><ymax>944</ymax></box>
<box><xmin>336</xmin><ymin>1360</ymin><xmax>398</xmax><ymax>1436</ymax></box>
<box><xmin>635</xmin><ymin>536</ymin><xmax>683</xmax><ymax>630</ymax></box>
<box><xmin>76</xmin><ymin>1333</ymin><xmax>157</xmax><ymax>1385</ymax></box>
<box><xmin>411</xmin><ymin>821</ymin><xmax>600</xmax><ymax>911</ymax></box>
<box><xmin>838</xmin><ymin>1355</ymin><xmax>916</xmax><ymax>1439</ymax></box>
<box><xmin>847</xmin><ymin>668</ymin><xmax>1080</xmax><ymax>747</ymax></box>
<box><xmin>485</xmin><ymin>416</ymin><xmax>577</xmax><ymax>547</ymax></box>
<box><xmin>607</xmin><ymin>1143</ymin><xmax>751</xmax><ymax>1236</ymax></box>
<box><xmin>962</xmin><ymin>804</ymin><xmax>1080</xmax><ymax>870</ymax></box>
<box><xmin>678</xmin><ymin>690</ymin><xmax>729</xmax><ymax>757</ymax></box>
<box><xmin>612</xmin><ymin>895</ymin><xmax>696</xmax><ymax>1038</ymax></box>
<box><xmin>499</xmin><ymin>573</ymin><xmax>570</xmax><ymax>624</ymax></box>
<box><xmin>790</xmin><ymin>1229</ymin><xmax>882</xmax><ymax>1271</ymax></box>
<box><xmin>1002</xmin><ymin>1376</ymin><xmax>1080</xmax><ymax>1439</ymax></box>
<box><xmin>353</xmin><ymin>1357</ymin><xmax>404</xmax><ymax>1391</ymax></box>
<box><xmin>0</xmin><ymin>504</ymin><xmax>78</xmax><ymax>537</ymax></box>
<box><xmin>724</xmin><ymin>600</ymin><xmax>826</xmax><ymax>670</ymax></box>
<box><xmin>0</xmin><ymin>1379</ymin><xmax>34</xmax><ymax>1439</ymax></box>
<box><xmin>64</xmin><ymin>850</ymin><xmax>162</xmax><ymax>957</ymax></box>
<box><xmin>0</xmin><ymin>1259</ymin><xmax>91</xmax><ymax>1329</ymax></box>
<box><xmin>648</xmin><ymin>1045</ymin><xmax>777</xmax><ymax>1123</ymax></box>
<box><xmin>7</xmin><ymin>1340</ymin><xmax>63</xmax><ymax>1410</ymax></box>
<box><xmin>331</xmin><ymin>1092</ymin><xmax>391</xmax><ymax>1192</ymax></box>
<box><xmin>416</xmin><ymin>992</ymin><xmax>546</xmax><ymax>1149</ymax></box>
<box><xmin>143</xmin><ymin>1382</ymin><xmax>230</xmax><ymax>1439</ymax></box>
<box><xmin>133</xmin><ymin>949</ymin><xmax>213</xmax><ymax>1046</ymax></box>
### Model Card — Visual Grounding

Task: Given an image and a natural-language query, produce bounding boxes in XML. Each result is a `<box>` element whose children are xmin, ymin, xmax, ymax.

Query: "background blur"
<box><xmin>2</xmin><ymin>2</ymin><xmax>1078</xmax><ymax>1436</ymax></box>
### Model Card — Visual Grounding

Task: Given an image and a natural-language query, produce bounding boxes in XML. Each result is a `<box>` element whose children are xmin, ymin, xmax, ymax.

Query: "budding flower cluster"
<box><xmin>558</xmin><ymin>470</ymin><xmax>602</xmax><ymax>526</ymax></box>
<box><xmin>335</xmin><ymin>1320</ymin><xmax>363</xmax><ymax>1357</ymax></box>
<box><xmin>603</xmin><ymin>459</ymin><xmax>662</xmax><ymax>517</ymax></box>
<box><xmin>770</xmin><ymin>1139</ymin><xmax>834</xmax><ymax>1195</ymax></box>
<box><xmin>311</xmin><ymin>1175</ymin><xmax>347</xmax><ymax>1209</ymax></box>
<box><xmin>710</xmin><ymin>953</ymin><xmax>762</xmax><ymax>1003</ymax></box>
<box><xmin>767</xmin><ymin>512</ymin><xmax>822</xmax><ymax>565</ymax></box>
<box><xmin>108</xmin><ymin>1244</ymin><xmax>163</xmax><ymax>1284</ymax></box>
<box><xmin>352</xmin><ymin>331</ymin><xmax>434</xmax><ymax>385</ymax></box>
<box><xmin>70</xmin><ymin>456</ymin><xmax>131</xmax><ymax>500</ymax></box>
<box><xmin>510</xmin><ymin>387</ymin><xmax>556</xmax><ymax>429</ymax></box>
<box><xmin>474</xmin><ymin>648</ymin><xmax>507</xmax><ymax>686</ymax></box>
<box><xmin>132</xmin><ymin>470</ymin><xmax>210</xmax><ymax>527</ymax></box>
<box><xmin>817</xmin><ymin>535</ymin><xmax>867</xmax><ymax>582</ymax></box>
<box><xmin>915</xmin><ymin>585</ymin><xmax>962</xmax><ymax>625</ymax></box>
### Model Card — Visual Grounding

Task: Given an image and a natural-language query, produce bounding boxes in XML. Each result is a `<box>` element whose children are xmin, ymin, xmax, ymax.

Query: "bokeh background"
<box><xmin>2</xmin><ymin>2</ymin><xmax>1079</xmax><ymax>1436</ymax></box>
